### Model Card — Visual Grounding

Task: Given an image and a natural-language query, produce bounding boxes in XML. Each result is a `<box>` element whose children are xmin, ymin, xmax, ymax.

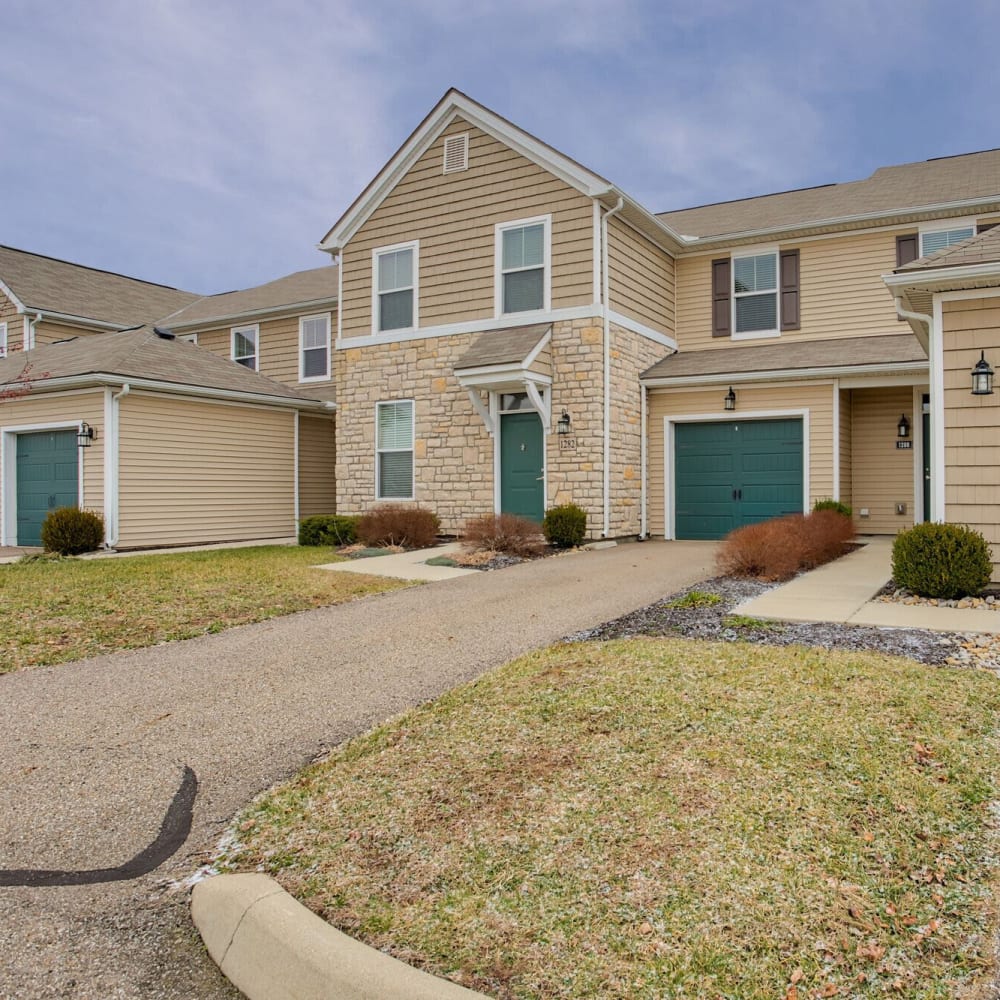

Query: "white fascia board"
<box><xmin>22</xmin><ymin>310</ymin><xmax>128</xmax><ymax>332</ymax></box>
<box><xmin>0</xmin><ymin>278</ymin><xmax>26</xmax><ymax>313</ymax></box>
<box><xmin>882</xmin><ymin>261</ymin><xmax>1000</xmax><ymax>291</ymax></box>
<box><xmin>321</xmin><ymin>91</ymin><xmax>612</xmax><ymax>253</ymax></box>
<box><xmin>641</xmin><ymin>361</ymin><xmax>928</xmax><ymax>388</ymax></box>
<box><xmin>165</xmin><ymin>296</ymin><xmax>339</xmax><ymax>332</ymax></box>
<box><xmin>6</xmin><ymin>373</ymin><xmax>336</xmax><ymax>411</ymax></box>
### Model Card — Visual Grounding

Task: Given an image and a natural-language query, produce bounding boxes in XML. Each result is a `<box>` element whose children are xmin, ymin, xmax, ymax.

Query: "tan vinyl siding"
<box><xmin>298</xmin><ymin>414</ymin><xmax>337</xmax><ymax>517</ymax></box>
<box><xmin>674</xmin><ymin>230</ymin><xmax>901</xmax><ymax>352</ymax></box>
<box><xmin>116</xmin><ymin>392</ymin><xmax>295</xmax><ymax>548</ymax></box>
<box><xmin>341</xmin><ymin>117</ymin><xmax>594</xmax><ymax>338</ymax></box>
<box><xmin>33</xmin><ymin>320</ymin><xmax>108</xmax><ymax>345</ymax></box>
<box><xmin>181</xmin><ymin>313</ymin><xmax>336</xmax><ymax>391</ymax></box>
<box><xmin>839</xmin><ymin>388</ymin><xmax>852</xmax><ymax>508</ymax></box>
<box><xmin>0</xmin><ymin>293</ymin><xmax>23</xmax><ymax>352</ymax></box>
<box><xmin>0</xmin><ymin>390</ymin><xmax>106</xmax><ymax>541</ymax></box>
<box><xmin>646</xmin><ymin>383</ymin><xmax>833</xmax><ymax>537</ymax></box>
<box><xmin>942</xmin><ymin>297</ymin><xmax>1000</xmax><ymax>573</ymax></box>
<box><xmin>607</xmin><ymin>217</ymin><xmax>674</xmax><ymax>334</ymax></box>
<box><xmin>848</xmin><ymin>386</ymin><xmax>915</xmax><ymax>534</ymax></box>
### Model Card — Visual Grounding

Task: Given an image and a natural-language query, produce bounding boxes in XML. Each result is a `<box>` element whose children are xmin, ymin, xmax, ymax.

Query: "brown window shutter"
<box><xmin>977</xmin><ymin>222</ymin><xmax>998</xmax><ymax>234</ymax></box>
<box><xmin>712</xmin><ymin>258</ymin><xmax>731</xmax><ymax>338</ymax></box>
<box><xmin>896</xmin><ymin>233</ymin><xmax>919</xmax><ymax>267</ymax></box>
<box><xmin>779</xmin><ymin>249</ymin><xmax>800</xmax><ymax>331</ymax></box>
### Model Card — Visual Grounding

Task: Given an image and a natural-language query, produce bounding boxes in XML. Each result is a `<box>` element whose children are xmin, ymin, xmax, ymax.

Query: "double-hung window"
<box><xmin>732</xmin><ymin>251</ymin><xmax>778</xmax><ymax>336</ymax></box>
<box><xmin>299</xmin><ymin>313</ymin><xmax>331</xmax><ymax>381</ymax></box>
<box><xmin>376</xmin><ymin>400</ymin><xmax>414</xmax><ymax>500</ymax></box>
<box><xmin>231</xmin><ymin>324</ymin><xmax>258</xmax><ymax>370</ymax></box>
<box><xmin>920</xmin><ymin>224</ymin><xmax>975</xmax><ymax>257</ymax></box>
<box><xmin>496</xmin><ymin>216</ymin><xmax>550</xmax><ymax>315</ymax></box>
<box><xmin>374</xmin><ymin>243</ymin><xmax>417</xmax><ymax>333</ymax></box>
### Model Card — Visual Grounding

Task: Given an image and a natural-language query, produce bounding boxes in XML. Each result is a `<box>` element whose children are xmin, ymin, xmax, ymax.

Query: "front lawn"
<box><xmin>0</xmin><ymin>546</ymin><xmax>408</xmax><ymax>672</ymax></box>
<box><xmin>223</xmin><ymin>639</ymin><xmax>1000</xmax><ymax>999</ymax></box>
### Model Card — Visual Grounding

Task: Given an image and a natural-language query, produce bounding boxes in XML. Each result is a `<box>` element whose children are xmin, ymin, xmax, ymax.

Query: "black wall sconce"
<box><xmin>971</xmin><ymin>351</ymin><xmax>994</xmax><ymax>395</ymax></box>
<box><xmin>556</xmin><ymin>411</ymin><xmax>571</xmax><ymax>435</ymax></box>
<box><xmin>897</xmin><ymin>413</ymin><xmax>910</xmax><ymax>438</ymax></box>
<box><xmin>77</xmin><ymin>422</ymin><xmax>96</xmax><ymax>448</ymax></box>
<box><xmin>724</xmin><ymin>386</ymin><xmax>736</xmax><ymax>411</ymax></box>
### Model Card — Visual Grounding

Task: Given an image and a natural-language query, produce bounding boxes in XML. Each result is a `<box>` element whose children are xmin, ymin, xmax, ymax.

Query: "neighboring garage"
<box><xmin>0</xmin><ymin>327</ymin><xmax>336</xmax><ymax>549</ymax></box>
<box><xmin>673</xmin><ymin>418</ymin><xmax>804</xmax><ymax>539</ymax></box>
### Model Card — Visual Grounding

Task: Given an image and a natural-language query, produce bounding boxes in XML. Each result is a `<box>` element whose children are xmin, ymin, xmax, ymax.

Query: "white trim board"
<box><xmin>662</xmin><ymin>408</ymin><xmax>811</xmax><ymax>540</ymax></box>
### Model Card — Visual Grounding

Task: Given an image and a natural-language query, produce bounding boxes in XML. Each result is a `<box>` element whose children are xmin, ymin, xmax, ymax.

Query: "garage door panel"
<box><xmin>15</xmin><ymin>430</ymin><xmax>79</xmax><ymax>546</ymax></box>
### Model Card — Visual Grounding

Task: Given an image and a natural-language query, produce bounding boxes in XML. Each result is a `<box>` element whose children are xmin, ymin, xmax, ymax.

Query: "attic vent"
<box><xmin>153</xmin><ymin>326</ymin><xmax>176</xmax><ymax>340</ymax></box>
<box><xmin>443</xmin><ymin>132</ymin><xmax>469</xmax><ymax>174</ymax></box>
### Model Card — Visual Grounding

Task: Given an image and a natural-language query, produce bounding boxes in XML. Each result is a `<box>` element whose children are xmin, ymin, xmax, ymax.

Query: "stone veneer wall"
<box><xmin>334</xmin><ymin>316</ymin><xmax>664</xmax><ymax>538</ymax></box>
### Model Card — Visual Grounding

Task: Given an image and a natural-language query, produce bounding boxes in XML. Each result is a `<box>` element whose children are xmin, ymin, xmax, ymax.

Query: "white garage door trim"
<box><xmin>663</xmin><ymin>408</ymin><xmax>810</xmax><ymax>540</ymax></box>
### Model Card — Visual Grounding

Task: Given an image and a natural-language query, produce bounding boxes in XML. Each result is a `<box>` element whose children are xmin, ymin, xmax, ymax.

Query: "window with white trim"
<box><xmin>920</xmin><ymin>225</ymin><xmax>975</xmax><ymax>256</ymax></box>
<box><xmin>376</xmin><ymin>401</ymin><xmax>414</xmax><ymax>500</ymax></box>
<box><xmin>732</xmin><ymin>252</ymin><xmax>778</xmax><ymax>335</ymax></box>
<box><xmin>374</xmin><ymin>243</ymin><xmax>417</xmax><ymax>333</ymax></box>
<box><xmin>497</xmin><ymin>217</ymin><xmax>549</xmax><ymax>315</ymax></box>
<box><xmin>0</xmin><ymin>322</ymin><xmax>6</xmax><ymax>358</ymax></box>
<box><xmin>231</xmin><ymin>325</ymin><xmax>258</xmax><ymax>370</ymax></box>
<box><xmin>299</xmin><ymin>313</ymin><xmax>331</xmax><ymax>381</ymax></box>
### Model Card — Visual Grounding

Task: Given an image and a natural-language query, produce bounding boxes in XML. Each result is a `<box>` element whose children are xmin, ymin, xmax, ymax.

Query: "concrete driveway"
<box><xmin>0</xmin><ymin>540</ymin><xmax>716</xmax><ymax>999</ymax></box>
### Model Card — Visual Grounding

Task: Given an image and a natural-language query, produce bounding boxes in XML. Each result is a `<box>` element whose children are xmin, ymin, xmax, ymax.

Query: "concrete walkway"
<box><xmin>737</xmin><ymin>537</ymin><xmax>1000</xmax><ymax>634</ymax></box>
<box><xmin>0</xmin><ymin>539</ymin><xmax>716</xmax><ymax>999</ymax></box>
<box><xmin>316</xmin><ymin>541</ymin><xmax>478</xmax><ymax>581</ymax></box>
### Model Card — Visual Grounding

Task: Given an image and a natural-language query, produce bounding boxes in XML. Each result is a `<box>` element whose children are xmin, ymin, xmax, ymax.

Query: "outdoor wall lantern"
<box><xmin>556</xmin><ymin>411</ymin><xmax>572</xmax><ymax>435</ymax></box>
<box><xmin>77</xmin><ymin>422</ymin><xmax>96</xmax><ymax>448</ymax></box>
<box><xmin>897</xmin><ymin>414</ymin><xmax>910</xmax><ymax>438</ymax></box>
<box><xmin>724</xmin><ymin>386</ymin><xmax>736</xmax><ymax>411</ymax></box>
<box><xmin>971</xmin><ymin>351</ymin><xmax>995</xmax><ymax>395</ymax></box>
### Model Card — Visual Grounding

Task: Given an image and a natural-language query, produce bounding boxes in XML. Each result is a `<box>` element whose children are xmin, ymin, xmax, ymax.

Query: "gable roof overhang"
<box><xmin>160</xmin><ymin>295</ymin><xmax>339</xmax><ymax>332</ymax></box>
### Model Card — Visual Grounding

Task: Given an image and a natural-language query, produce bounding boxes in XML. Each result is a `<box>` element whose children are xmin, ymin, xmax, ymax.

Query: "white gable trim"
<box><xmin>319</xmin><ymin>91</ymin><xmax>611</xmax><ymax>253</ymax></box>
<box><xmin>0</xmin><ymin>278</ymin><xmax>26</xmax><ymax>313</ymax></box>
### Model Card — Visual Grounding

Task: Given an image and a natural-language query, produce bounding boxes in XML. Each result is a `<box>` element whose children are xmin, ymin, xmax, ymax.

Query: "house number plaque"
<box><xmin>559</xmin><ymin>436</ymin><xmax>577</xmax><ymax>451</ymax></box>
<box><xmin>896</xmin><ymin>441</ymin><xmax>912</xmax><ymax>450</ymax></box>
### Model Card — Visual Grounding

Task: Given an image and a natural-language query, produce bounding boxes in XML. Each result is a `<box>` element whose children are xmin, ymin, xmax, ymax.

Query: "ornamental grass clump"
<box><xmin>40</xmin><ymin>507</ymin><xmax>104</xmax><ymax>555</ymax></box>
<box><xmin>892</xmin><ymin>522</ymin><xmax>992</xmax><ymax>599</ymax></box>
<box><xmin>461</xmin><ymin>513</ymin><xmax>546</xmax><ymax>557</ymax></box>
<box><xmin>357</xmin><ymin>504</ymin><xmax>440</xmax><ymax>549</ymax></box>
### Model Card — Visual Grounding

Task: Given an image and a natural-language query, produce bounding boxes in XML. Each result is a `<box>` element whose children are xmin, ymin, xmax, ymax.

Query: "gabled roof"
<box><xmin>159</xmin><ymin>264</ymin><xmax>339</xmax><ymax>329</ymax></box>
<box><xmin>0</xmin><ymin>245</ymin><xmax>199</xmax><ymax>328</ymax></box>
<box><xmin>454</xmin><ymin>324</ymin><xmax>551</xmax><ymax>370</ymax></box>
<box><xmin>659</xmin><ymin>149</ymin><xmax>1000</xmax><ymax>242</ymax></box>
<box><xmin>0</xmin><ymin>327</ymin><xmax>333</xmax><ymax>408</ymax></box>
<box><xmin>641</xmin><ymin>334</ymin><xmax>927</xmax><ymax>383</ymax></box>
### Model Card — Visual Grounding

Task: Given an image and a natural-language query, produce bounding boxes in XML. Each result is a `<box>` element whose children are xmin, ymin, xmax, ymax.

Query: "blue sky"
<box><xmin>2</xmin><ymin>1</ymin><xmax>998</xmax><ymax>295</ymax></box>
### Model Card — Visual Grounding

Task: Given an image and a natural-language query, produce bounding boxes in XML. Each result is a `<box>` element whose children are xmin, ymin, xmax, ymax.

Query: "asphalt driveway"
<box><xmin>0</xmin><ymin>540</ymin><xmax>716</xmax><ymax>999</ymax></box>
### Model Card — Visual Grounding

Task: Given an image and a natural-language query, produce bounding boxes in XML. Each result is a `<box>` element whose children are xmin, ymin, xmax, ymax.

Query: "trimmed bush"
<box><xmin>462</xmin><ymin>513</ymin><xmax>546</xmax><ymax>557</ymax></box>
<box><xmin>298</xmin><ymin>514</ymin><xmax>360</xmax><ymax>547</ymax></box>
<box><xmin>357</xmin><ymin>504</ymin><xmax>440</xmax><ymax>549</ymax></box>
<box><xmin>40</xmin><ymin>506</ymin><xmax>105</xmax><ymax>555</ymax></box>
<box><xmin>812</xmin><ymin>498</ymin><xmax>853</xmax><ymax>518</ymax></box>
<box><xmin>717</xmin><ymin>509</ymin><xmax>855</xmax><ymax>581</ymax></box>
<box><xmin>892</xmin><ymin>522</ymin><xmax>992</xmax><ymax>599</ymax></box>
<box><xmin>543</xmin><ymin>503</ymin><xmax>587</xmax><ymax>549</ymax></box>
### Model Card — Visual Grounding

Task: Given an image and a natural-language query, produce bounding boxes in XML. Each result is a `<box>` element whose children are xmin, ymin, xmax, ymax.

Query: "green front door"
<box><xmin>674</xmin><ymin>419</ymin><xmax>803</xmax><ymax>539</ymax></box>
<box><xmin>16</xmin><ymin>430</ymin><xmax>79</xmax><ymax>546</ymax></box>
<box><xmin>500</xmin><ymin>412</ymin><xmax>544</xmax><ymax>522</ymax></box>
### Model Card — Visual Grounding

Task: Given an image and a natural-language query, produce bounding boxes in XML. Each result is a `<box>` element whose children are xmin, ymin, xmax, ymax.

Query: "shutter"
<box><xmin>712</xmin><ymin>258</ymin><xmax>731</xmax><ymax>338</ymax></box>
<box><xmin>779</xmin><ymin>249</ymin><xmax>800</xmax><ymax>331</ymax></box>
<box><xmin>896</xmin><ymin>234</ymin><xmax>919</xmax><ymax>267</ymax></box>
<box><xmin>977</xmin><ymin>222</ymin><xmax>998</xmax><ymax>234</ymax></box>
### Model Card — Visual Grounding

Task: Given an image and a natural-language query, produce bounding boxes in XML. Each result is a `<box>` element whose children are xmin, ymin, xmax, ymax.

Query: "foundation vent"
<box><xmin>443</xmin><ymin>132</ymin><xmax>469</xmax><ymax>174</ymax></box>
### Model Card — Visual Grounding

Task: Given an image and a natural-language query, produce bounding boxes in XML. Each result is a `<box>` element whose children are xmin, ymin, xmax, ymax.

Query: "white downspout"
<box><xmin>26</xmin><ymin>312</ymin><xmax>41</xmax><ymax>351</ymax></box>
<box><xmin>601</xmin><ymin>197</ymin><xmax>624</xmax><ymax>538</ymax></box>
<box><xmin>105</xmin><ymin>382</ymin><xmax>130</xmax><ymax>547</ymax></box>
<box><xmin>640</xmin><ymin>382</ymin><xmax>648</xmax><ymax>538</ymax></box>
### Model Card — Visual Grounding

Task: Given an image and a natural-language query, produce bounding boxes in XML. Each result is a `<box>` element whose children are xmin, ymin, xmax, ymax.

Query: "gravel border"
<box><xmin>564</xmin><ymin>575</ymin><xmax>981</xmax><ymax>668</ymax></box>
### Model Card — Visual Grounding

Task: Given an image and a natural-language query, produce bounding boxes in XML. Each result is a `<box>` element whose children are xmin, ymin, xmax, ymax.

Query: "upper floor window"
<box><xmin>299</xmin><ymin>313</ymin><xmax>331</xmax><ymax>381</ymax></box>
<box><xmin>231</xmin><ymin>324</ymin><xmax>258</xmax><ymax>370</ymax></box>
<box><xmin>712</xmin><ymin>248</ymin><xmax>799</xmax><ymax>339</ymax></box>
<box><xmin>0</xmin><ymin>322</ymin><xmax>6</xmax><ymax>358</ymax></box>
<box><xmin>376</xmin><ymin>400</ymin><xmax>414</xmax><ymax>500</ymax></box>
<box><xmin>733</xmin><ymin>252</ymin><xmax>778</xmax><ymax>336</ymax></box>
<box><xmin>373</xmin><ymin>242</ymin><xmax>418</xmax><ymax>333</ymax></box>
<box><xmin>496</xmin><ymin>216</ymin><xmax>550</xmax><ymax>316</ymax></box>
<box><xmin>920</xmin><ymin>224</ymin><xmax>975</xmax><ymax>257</ymax></box>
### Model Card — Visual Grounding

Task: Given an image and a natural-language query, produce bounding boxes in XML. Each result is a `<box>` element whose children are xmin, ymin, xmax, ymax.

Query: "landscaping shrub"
<box><xmin>812</xmin><ymin>498</ymin><xmax>853</xmax><ymax>518</ymax></box>
<box><xmin>461</xmin><ymin>513</ymin><xmax>546</xmax><ymax>557</ymax></box>
<box><xmin>892</xmin><ymin>522</ymin><xmax>992</xmax><ymax>599</ymax></box>
<box><xmin>542</xmin><ymin>503</ymin><xmax>587</xmax><ymax>548</ymax></box>
<box><xmin>40</xmin><ymin>507</ymin><xmax>104</xmax><ymax>555</ymax></box>
<box><xmin>357</xmin><ymin>504</ymin><xmax>440</xmax><ymax>549</ymax></box>
<box><xmin>298</xmin><ymin>514</ymin><xmax>360</xmax><ymax>547</ymax></box>
<box><xmin>717</xmin><ymin>509</ymin><xmax>855</xmax><ymax>581</ymax></box>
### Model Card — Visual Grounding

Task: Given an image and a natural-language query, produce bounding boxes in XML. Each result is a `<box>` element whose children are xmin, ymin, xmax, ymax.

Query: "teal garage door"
<box><xmin>16</xmin><ymin>430</ymin><xmax>79</xmax><ymax>546</ymax></box>
<box><xmin>674</xmin><ymin>419</ymin><xmax>803</xmax><ymax>540</ymax></box>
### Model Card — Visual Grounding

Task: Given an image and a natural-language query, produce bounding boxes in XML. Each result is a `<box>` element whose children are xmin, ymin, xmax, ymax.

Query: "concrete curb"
<box><xmin>192</xmin><ymin>873</ymin><xmax>491</xmax><ymax>1000</ymax></box>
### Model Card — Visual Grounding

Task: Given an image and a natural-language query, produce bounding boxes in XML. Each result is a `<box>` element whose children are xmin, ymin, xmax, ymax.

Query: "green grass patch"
<box><xmin>424</xmin><ymin>555</ymin><xmax>458</xmax><ymax>567</ymax></box>
<box><xmin>223</xmin><ymin>640</ymin><xmax>1000</xmax><ymax>999</ymax></box>
<box><xmin>665</xmin><ymin>589</ymin><xmax>722</xmax><ymax>609</ymax></box>
<box><xmin>722</xmin><ymin>613</ymin><xmax>782</xmax><ymax>631</ymax></box>
<box><xmin>0</xmin><ymin>545</ymin><xmax>408</xmax><ymax>672</ymax></box>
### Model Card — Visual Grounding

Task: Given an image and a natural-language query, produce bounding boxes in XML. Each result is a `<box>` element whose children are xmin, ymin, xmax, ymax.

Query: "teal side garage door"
<box><xmin>674</xmin><ymin>419</ymin><xmax>803</xmax><ymax>540</ymax></box>
<box><xmin>16</xmin><ymin>430</ymin><xmax>79</xmax><ymax>546</ymax></box>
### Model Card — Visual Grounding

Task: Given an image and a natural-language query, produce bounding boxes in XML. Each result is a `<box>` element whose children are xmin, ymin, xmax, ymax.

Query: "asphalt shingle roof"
<box><xmin>454</xmin><ymin>325</ymin><xmax>551</xmax><ymax>370</ymax></box>
<box><xmin>896</xmin><ymin>224</ymin><xmax>1000</xmax><ymax>272</ymax></box>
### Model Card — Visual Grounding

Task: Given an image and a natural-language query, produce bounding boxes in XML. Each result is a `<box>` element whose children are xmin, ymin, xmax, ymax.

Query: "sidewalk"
<box><xmin>737</xmin><ymin>537</ymin><xmax>1000</xmax><ymax>634</ymax></box>
<box><xmin>315</xmin><ymin>542</ymin><xmax>477</xmax><ymax>581</ymax></box>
